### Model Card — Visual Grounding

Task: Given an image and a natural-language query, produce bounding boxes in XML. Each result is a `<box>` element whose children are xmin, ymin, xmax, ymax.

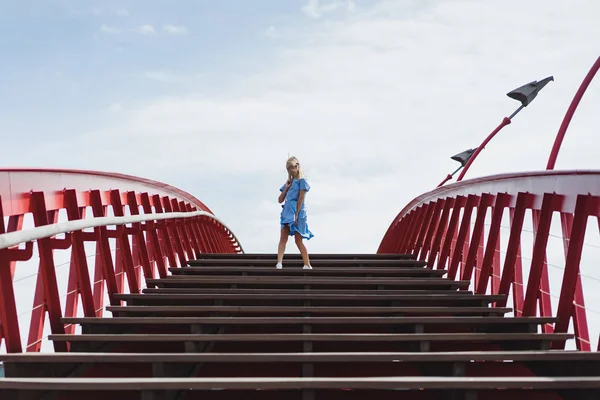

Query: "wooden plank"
<box><xmin>49</xmin><ymin>332</ymin><xmax>573</xmax><ymax>343</ymax></box>
<box><xmin>62</xmin><ymin>316</ymin><xmax>556</xmax><ymax>326</ymax></box>
<box><xmin>151</xmin><ymin>277</ymin><xmax>465</xmax><ymax>286</ymax></box>
<box><xmin>3</xmin><ymin>350</ymin><xmax>600</xmax><ymax>363</ymax></box>
<box><xmin>193</xmin><ymin>253</ymin><xmax>416</xmax><ymax>260</ymax></box>
<box><xmin>106</xmin><ymin>305</ymin><xmax>511</xmax><ymax>315</ymax></box>
<box><xmin>114</xmin><ymin>293</ymin><xmax>504</xmax><ymax>301</ymax></box>
<box><xmin>187</xmin><ymin>259</ymin><xmax>425</xmax><ymax>267</ymax></box>
<box><xmin>170</xmin><ymin>267</ymin><xmax>447</xmax><ymax>276</ymax></box>
<box><xmin>1</xmin><ymin>376</ymin><xmax>598</xmax><ymax>390</ymax></box>
<box><xmin>142</xmin><ymin>288</ymin><xmax>470</xmax><ymax>295</ymax></box>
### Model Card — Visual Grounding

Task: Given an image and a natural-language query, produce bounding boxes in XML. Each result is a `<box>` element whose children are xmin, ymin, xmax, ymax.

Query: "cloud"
<box><xmin>143</xmin><ymin>71</ymin><xmax>188</xmax><ymax>83</ymax></box>
<box><xmin>134</xmin><ymin>24</ymin><xmax>157</xmax><ymax>35</ymax></box>
<box><xmin>100</xmin><ymin>24</ymin><xmax>122</xmax><ymax>34</ymax></box>
<box><xmin>263</xmin><ymin>25</ymin><xmax>279</xmax><ymax>38</ymax></box>
<box><xmin>163</xmin><ymin>24</ymin><xmax>188</xmax><ymax>35</ymax></box>
<box><xmin>100</xmin><ymin>24</ymin><xmax>184</xmax><ymax>36</ymax></box>
<box><xmin>302</xmin><ymin>0</ymin><xmax>355</xmax><ymax>19</ymax></box>
<box><xmin>14</xmin><ymin>0</ymin><xmax>600</xmax><ymax>259</ymax></box>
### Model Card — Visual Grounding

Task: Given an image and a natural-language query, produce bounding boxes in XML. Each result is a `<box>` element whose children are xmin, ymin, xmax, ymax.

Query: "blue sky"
<box><xmin>2</xmin><ymin>0</ymin><xmax>600</xmax><ymax>352</ymax></box>
<box><xmin>1</xmin><ymin>0</ymin><xmax>600</xmax><ymax>254</ymax></box>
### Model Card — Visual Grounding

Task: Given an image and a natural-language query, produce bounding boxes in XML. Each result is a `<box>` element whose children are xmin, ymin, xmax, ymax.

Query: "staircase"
<box><xmin>1</xmin><ymin>253</ymin><xmax>600</xmax><ymax>400</ymax></box>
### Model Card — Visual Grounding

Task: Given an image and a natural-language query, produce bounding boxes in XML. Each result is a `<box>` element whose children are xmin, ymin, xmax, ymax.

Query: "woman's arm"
<box><xmin>278</xmin><ymin>182</ymin><xmax>291</xmax><ymax>203</ymax></box>
<box><xmin>295</xmin><ymin>190</ymin><xmax>306</xmax><ymax>221</ymax></box>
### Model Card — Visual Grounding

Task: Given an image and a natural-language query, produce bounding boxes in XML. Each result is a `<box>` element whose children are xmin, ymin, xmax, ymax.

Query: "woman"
<box><xmin>276</xmin><ymin>156</ymin><xmax>313</xmax><ymax>269</ymax></box>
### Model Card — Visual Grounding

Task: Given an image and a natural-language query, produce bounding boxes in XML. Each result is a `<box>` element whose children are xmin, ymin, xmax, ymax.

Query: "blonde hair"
<box><xmin>286</xmin><ymin>156</ymin><xmax>305</xmax><ymax>179</ymax></box>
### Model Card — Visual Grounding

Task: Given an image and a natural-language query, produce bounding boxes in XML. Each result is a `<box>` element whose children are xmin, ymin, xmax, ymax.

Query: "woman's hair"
<box><xmin>286</xmin><ymin>156</ymin><xmax>304</xmax><ymax>179</ymax></box>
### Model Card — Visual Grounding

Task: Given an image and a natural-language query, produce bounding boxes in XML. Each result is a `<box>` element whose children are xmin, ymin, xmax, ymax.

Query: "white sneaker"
<box><xmin>303</xmin><ymin>265</ymin><xmax>312</xmax><ymax>270</ymax></box>
<box><xmin>276</xmin><ymin>263</ymin><xmax>283</xmax><ymax>269</ymax></box>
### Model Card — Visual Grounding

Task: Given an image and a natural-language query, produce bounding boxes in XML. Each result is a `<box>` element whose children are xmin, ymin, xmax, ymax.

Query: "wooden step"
<box><xmin>62</xmin><ymin>316</ymin><xmax>554</xmax><ymax>329</ymax></box>
<box><xmin>114</xmin><ymin>293</ymin><xmax>504</xmax><ymax>307</ymax></box>
<box><xmin>187</xmin><ymin>259</ymin><xmax>425</xmax><ymax>268</ymax></box>
<box><xmin>170</xmin><ymin>266</ymin><xmax>447</xmax><ymax>277</ymax></box>
<box><xmin>142</xmin><ymin>288</ymin><xmax>471</xmax><ymax>295</ymax></box>
<box><xmin>106</xmin><ymin>305</ymin><xmax>511</xmax><ymax>317</ymax></box>
<box><xmin>49</xmin><ymin>332</ymin><xmax>571</xmax><ymax>348</ymax></box>
<box><xmin>193</xmin><ymin>253</ymin><xmax>416</xmax><ymax>260</ymax></box>
<box><xmin>1</xmin><ymin>375</ymin><xmax>598</xmax><ymax>391</ymax></box>
<box><xmin>148</xmin><ymin>277</ymin><xmax>467</xmax><ymax>290</ymax></box>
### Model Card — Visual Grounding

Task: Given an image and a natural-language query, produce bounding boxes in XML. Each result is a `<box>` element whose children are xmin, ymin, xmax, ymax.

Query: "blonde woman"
<box><xmin>276</xmin><ymin>156</ymin><xmax>313</xmax><ymax>269</ymax></box>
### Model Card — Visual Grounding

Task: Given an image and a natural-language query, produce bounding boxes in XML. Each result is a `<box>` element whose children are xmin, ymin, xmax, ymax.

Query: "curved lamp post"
<box><xmin>437</xmin><ymin>148</ymin><xmax>477</xmax><ymax>187</ymax></box>
<box><xmin>455</xmin><ymin>76</ymin><xmax>554</xmax><ymax>182</ymax></box>
<box><xmin>546</xmin><ymin>56</ymin><xmax>600</xmax><ymax>170</ymax></box>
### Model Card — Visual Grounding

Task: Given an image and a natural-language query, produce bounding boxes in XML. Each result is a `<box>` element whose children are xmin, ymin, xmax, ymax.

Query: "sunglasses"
<box><xmin>288</xmin><ymin>164</ymin><xmax>299</xmax><ymax>169</ymax></box>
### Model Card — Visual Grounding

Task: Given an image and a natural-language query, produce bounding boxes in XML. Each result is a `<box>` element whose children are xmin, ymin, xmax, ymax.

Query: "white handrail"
<box><xmin>0</xmin><ymin>211</ymin><xmax>244</xmax><ymax>253</ymax></box>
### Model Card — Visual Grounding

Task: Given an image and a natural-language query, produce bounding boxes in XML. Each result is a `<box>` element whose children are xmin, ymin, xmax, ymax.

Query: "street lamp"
<box><xmin>437</xmin><ymin>148</ymin><xmax>477</xmax><ymax>187</ymax></box>
<box><xmin>454</xmin><ymin>76</ymin><xmax>554</xmax><ymax>182</ymax></box>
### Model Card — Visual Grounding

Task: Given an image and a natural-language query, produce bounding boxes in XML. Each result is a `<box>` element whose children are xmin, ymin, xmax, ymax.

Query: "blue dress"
<box><xmin>280</xmin><ymin>178</ymin><xmax>314</xmax><ymax>240</ymax></box>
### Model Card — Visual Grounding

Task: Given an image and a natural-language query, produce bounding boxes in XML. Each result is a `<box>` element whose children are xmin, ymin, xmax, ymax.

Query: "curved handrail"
<box><xmin>395</xmin><ymin>169</ymin><xmax>600</xmax><ymax>220</ymax></box>
<box><xmin>0</xmin><ymin>210</ymin><xmax>244</xmax><ymax>253</ymax></box>
<box><xmin>378</xmin><ymin>169</ymin><xmax>600</xmax><ymax>352</ymax></box>
<box><xmin>0</xmin><ymin>168</ymin><xmax>212</xmax><ymax>215</ymax></box>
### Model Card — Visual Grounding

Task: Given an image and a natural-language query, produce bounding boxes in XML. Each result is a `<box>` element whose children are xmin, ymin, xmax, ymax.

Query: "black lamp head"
<box><xmin>507</xmin><ymin>76</ymin><xmax>554</xmax><ymax>106</ymax></box>
<box><xmin>451</xmin><ymin>148</ymin><xmax>477</xmax><ymax>167</ymax></box>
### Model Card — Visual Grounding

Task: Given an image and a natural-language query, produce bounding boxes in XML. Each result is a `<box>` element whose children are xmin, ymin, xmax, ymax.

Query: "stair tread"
<box><xmin>61</xmin><ymin>316</ymin><xmax>556</xmax><ymax>324</ymax></box>
<box><xmin>1</xmin><ymin>376</ymin><xmax>598</xmax><ymax>390</ymax></box>
<box><xmin>1</xmin><ymin>350</ymin><xmax>595</xmax><ymax>363</ymax></box>
<box><xmin>49</xmin><ymin>332</ymin><xmax>573</xmax><ymax>342</ymax></box>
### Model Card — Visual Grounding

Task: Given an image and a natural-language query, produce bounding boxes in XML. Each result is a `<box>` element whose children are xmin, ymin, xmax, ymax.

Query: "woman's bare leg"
<box><xmin>276</xmin><ymin>225</ymin><xmax>290</xmax><ymax>266</ymax></box>
<box><xmin>294</xmin><ymin>232</ymin><xmax>311</xmax><ymax>268</ymax></box>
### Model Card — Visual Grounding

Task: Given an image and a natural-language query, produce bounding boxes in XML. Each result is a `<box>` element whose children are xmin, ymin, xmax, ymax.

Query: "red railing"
<box><xmin>0</xmin><ymin>168</ymin><xmax>242</xmax><ymax>354</ymax></box>
<box><xmin>378</xmin><ymin>170</ymin><xmax>600</xmax><ymax>351</ymax></box>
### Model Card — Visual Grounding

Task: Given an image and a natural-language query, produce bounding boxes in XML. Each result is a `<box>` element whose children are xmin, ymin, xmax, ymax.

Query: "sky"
<box><xmin>1</xmin><ymin>0</ymin><xmax>600</xmax><ymax>351</ymax></box>
<box><xmin>2</xmin><ymin>0</ymin><xmax>600</xmax><ymax>255</ymax></box>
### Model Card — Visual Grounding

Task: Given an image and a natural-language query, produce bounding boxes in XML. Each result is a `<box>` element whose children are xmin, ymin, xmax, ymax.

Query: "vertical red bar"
<box><xmin>427</xmin><ymin>199</ymin><xmax>454</xmax><ymax>268</ymax></box>
<box><xmin>63</xmin><ymin>190</ymin><xmax>95</xmax><ymax>323</ymax></box>
<box><xmin>522</xmin><ymin>194</ymin><xmax>560</xmax><ymax>317</ymax></box>
<box><xmin>418</xmin><ymin>200</ymin><xmax>445</xmax><ymax>262</ymax></box>
<box><xmin>126</xmin><ymin>192</ymin><xmax>155</xmax><ymax>283</ymax></box>
<box><xmin>172</xmin><ymin>200</ymin><xmax>197</xmax><ymax>259</ymax></box>
<box><xmin>162</xmin><ymin>197</ymin><xmax>188</xmax><ymax>266</ymax></box>
<box><xmin>531</xmin><ymin>209</ymin><xmax>554</xmax><ymax>331</ymax></box>
<box><xmin>448</xmin><ymin>195</ymin><xmax>477</xmax><ymax>280</ymax></box>
<box><xmin>109</xmin><ymin>190</ymin><xmax>140</xmax><ymax>294</ymax></box>
<box><xmin>437</xmin><ymin>196</ymin><xmax>465</xmax><ymax>271</ymax></box>
<box><xmin>560</xmin><ymin>213</ymin><xmax>591</xmax><ymax>351</ymax></box>
<box><xmin>476</xmin><ymin>194</ymin><xmax>508</xmax><ymax>294</ymax></box>
<box><xmin>0</xmin><ymin>202</ymin><xmax>23</xmax><ymax>353</ymax></box>
<box><xmin>412</xmin><ymin>204</ymin><xmax>434</xmax><ymax>258</ymax></box>
<box><xmin>27</xmin><ymin>192</ymin><xmax>67</xmax><ymax>352</ymax></box>
<box><xmin>140</xmin><ymin>194</ymin><xmax>168</xmax><ymax>278</ymax></box>
<box><xmin>152</xmin><ymin>195</ymin><xmax>179</xmax><ymax>269</ymax></box>
<box><xmin>6</xmin><ymin>215</ymin><xmax>24</xmax><ymax>278</ymax></box>
<box><xmin>90</xmin><ymin>190</ymin><xmax>120</xmax><ymax>307</ymax></box>
<box><xmin>553</xmin><ymin>194</ymin><xmax>592</xmax><ymax>349</ymax></box>
<box><xmin>461</xmin><ymin>194</ymin><xmax>492</xmax><ymax>283</ymax></box>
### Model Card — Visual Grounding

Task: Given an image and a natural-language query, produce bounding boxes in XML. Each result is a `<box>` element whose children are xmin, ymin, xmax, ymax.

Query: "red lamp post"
<box><xmin>452</xmin><ymin>76</ymin><xmax>554</xmax><ymax>183</ymax></box>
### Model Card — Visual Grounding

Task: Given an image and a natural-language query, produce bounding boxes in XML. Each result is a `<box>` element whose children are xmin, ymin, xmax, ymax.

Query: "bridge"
<box><xmin>1</xmin><ymin>59</ymin><xmax>600</xmax><ymax>399</ymax></box>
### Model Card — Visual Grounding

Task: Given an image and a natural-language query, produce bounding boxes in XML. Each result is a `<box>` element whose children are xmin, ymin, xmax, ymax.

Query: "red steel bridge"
<box><xmin>1</xmin><ymin>57</ymin><xmax>600</xmax><ymax>399</ymax></box>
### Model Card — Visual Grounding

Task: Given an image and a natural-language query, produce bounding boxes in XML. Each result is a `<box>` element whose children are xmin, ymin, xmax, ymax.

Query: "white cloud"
<box><xmin>263</xmin><ymin>25</ymin><xmax>279</xmax><ymax>38</ymax></box>
<box><xmin>134</xmin><ymin>24</ymin><xmax>157</xmax><ymax>35</ymax></box>
<box><xmin>163</xmin><ymin>24</ymin><xmax>188</xmax><ymax>35</ymax></box>
<box><xmin>108</xmin><ymin>103</ymin><xmax>123</xmax><ymax>112</ymax></box>
<box><xmin>100</xmin><ymin>24</ymin><xmax>157</xmax><ymax>35</ymax></box>
<box><xmin>143</xmin><ymin>71</ymin><xmax>188</xmax><ymax>83</ymax></box>
<box><xmin>19</xmin><ymin>0</ymin><xmax>600</xmax><ymax>259</ymax></box>
<box><xmin>100</xmin><ymin>24</ymin><xmax>122</xmax><ymax>34</ymax></box>
<box><xmin>302</xmin><ymin>0</ymin><xmax>355</xmax><ymax>19</ymax></box>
